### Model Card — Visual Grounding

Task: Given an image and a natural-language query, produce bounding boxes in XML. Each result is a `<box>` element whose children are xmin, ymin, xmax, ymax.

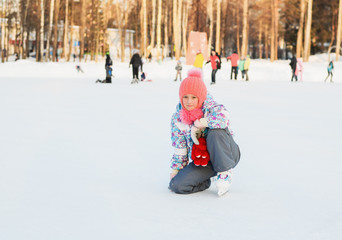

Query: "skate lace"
<box><xmin>217</xmin><ymin>174</ymin><xmax>230</xmax><ymax>181</ymax></box>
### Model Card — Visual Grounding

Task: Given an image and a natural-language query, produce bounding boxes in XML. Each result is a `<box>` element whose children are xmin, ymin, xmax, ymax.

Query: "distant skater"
<box><xmin>227</xmin><ymin>50</ymin><xmax>239</xmax><ymax>80</ymax></box>
<box><xmin>76</xmin><ymin>65</ymin><xmax>84</xmax><ymax>73</ymax></box>
<box><xmin>174</xmin><ymin>60</ymin><xmax>183</xmax><ymax>81</ymax></box>
<box><xmin>193</xmin><ymin>50</ymin><xmax>204</xmax><ymax>70</ymax></box>
<box><xmin>289</xmin><ymin>55</ymin><xmax>298</xmax><ymax>82</ymax></box>
<box><xmin>129</xmin><ymin>50</ymin><xmax>143</xmax><ymax>84</ymax></box>
<box><xmin>324</xmin><ymin>60</ymin><xmax>334</xmax><ymax>83</ymax></box>
<box><xmin>296</xmin><ymin>58</ymin><xmax>303</xmax><ymax>81</ymax></box>
<box><xmin>205</xmin><ymin>50</ymin><xmax>220</xmax><ymax>85</ymax></box>
<box><xmin>238</xmin><ymin>57</ymin><xmax>246</xmax><ymax>80</ymax></box>
<box><xmin>243</xmin><ymin>55</ymin><xmax>250</xmax><ymax>81</ymax></box>
<box><xmin>105</xmin><ymin>52</ymin><xmax>113</xmax><ymax>83</ymax></box>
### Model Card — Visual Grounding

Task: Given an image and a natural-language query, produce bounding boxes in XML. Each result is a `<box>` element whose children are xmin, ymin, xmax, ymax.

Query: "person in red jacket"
<box><xmin>205</xmin><ymin>50</ymin><xmax>220</xmax><ymax>85</ymax></box>
<box><xmin>226</xmin><ymin>50</ymin><xmax>239</xmax><ymax>80</ymax></box>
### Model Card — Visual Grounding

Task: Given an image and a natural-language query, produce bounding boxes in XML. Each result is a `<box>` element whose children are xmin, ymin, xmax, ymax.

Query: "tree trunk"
<box><xmin>156</xmin><ymin>0</ymin><xmax>162</xmax><ymax>60</ymax></box>
<box><xmin>68</xmin><ymin>0</ymin><xmax>74</xmax><ymax>61</ymax></box>
<box><xmin>53</xmin><ymin>0</ymin><xmax>61</xmax><ymax>62</ymax></box>
<box><xmin>296</xmin><ymin>0</ymin><xmax>305</xmax><ymax>58</ymax></box>
<box><xmin>175</xmin><ymin>0</ymin><xmax>182</xmax><ymax>59</ymax></box>
<box><xmin>274</xmin><ymin>0</ymin><xmax>278</xmax><ymax>60</ymax></box>
<box><xmin>150</xmin><ymin>0</ymin><xmax>156</xmax><ymax>51</ymax></box>
<box><xmin>259</xmin><ymin>20</ymin><xmax>262</xmax><ymax>59</ymax></box>
<box><xmin>215</xmin><ymin>0</ymin><xmax>222</xmax><ymax>54</ymax></box>
<box><xmin>46</xmin><ymin>0</ymin><xmax>55</xmax><ymax>61</ymax></box>
<box><xmin>95</xmin><ymin>1</ymin><xmax>100</xmax><ymax>62</ymax></box>
<box><xmin>241</xmin><ymin>0</ymin><xmax>248</xmax><ymax>57</ymax></box>
<box><xmin>1</xmin><ymin>0</ymin><xmax>7</xmax><ymax>62</ymax></box>
<box><xmin>143</xmin><ymin>0</ymin><xmax>147</xmax><ymax>57</ymax></box>
<box><xmin>39</xmin><ymin>0</ymin><xmax>44</xmax><ymax>62</ymax></box>
<box><xmin>164</xmin><ymin>0</ymin><xmax>169</xmax><ymax>59</ymax></box>
<box><xmin>21</xmin><ymin>0</ymin><xmax>31</xmax><ymax>59</ymax></box>
<box><xmin>121</xmin><ymin>1</ymin><xmax>128</xmax><ymax>62</ymax></box>
<box><xmin>236</xmin><ymin>5</ymin><xmax>240</xmax><ymax>56</ymax></box>
<box><xmin>221</xmin><ymin>0</ymin><xmax>228</xmax><ymax>54</ymax></box>
<box><xmin>173</xmin><ymin>0</ymin><xmax>179</xmax><ymax>59</ymax></box>
<box><xmin>336</xmin><ymin>0</ymin><xmax>342</xmax><ymax>61</ymax></box>
<box><xmin>264</xmin><ymin>24</ymin><xmax>269</xmax><ymax>59</ymax></box>
<box><xmin>15</xmin><ymin>6</ymin><xmax>20</xmax><ymax>55</ymax></box>
<box><xmin>63</xmin><ymin>0</ymin><xmax>69</xmax><ymax>61</ymax></box>
<box><xmin>303</xmin><ymin>0</ymin><xmax>313</xmax><ymax>62</ymax></box>
<box><xmin>208</xmin><ymin>0</ymin><xmax>213</xmax><ymax>53</ymax></box>
<box><xmin>270</xmin><ymin>0</ymin><xmax>275</xmax><ymax>61</ymax></box>
<box><xmin>80</xmin><ymin>0</ymin><xmax>87</xmax><ymax>61</ymax></box>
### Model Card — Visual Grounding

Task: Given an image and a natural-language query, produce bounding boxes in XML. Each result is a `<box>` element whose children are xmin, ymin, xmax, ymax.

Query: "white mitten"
<box><xmin>190</xmin><ymin>126</ymin><xmax>201</xmax><ymax>145</ymax></box>
<box><xmin>194</xmin><ymin>118</ymin><xmax>208</xmax><ymax>129</ymax></box>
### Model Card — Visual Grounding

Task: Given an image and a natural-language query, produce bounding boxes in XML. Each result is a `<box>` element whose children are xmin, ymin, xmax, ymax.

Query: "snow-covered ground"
<box><xmin>1</xmin><ymin>54</ymin><xmax>341</xmax><ymax>240</ymax></box>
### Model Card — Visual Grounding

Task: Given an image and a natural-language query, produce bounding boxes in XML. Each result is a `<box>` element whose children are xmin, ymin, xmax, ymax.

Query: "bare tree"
<box><xmin>216</xmin><ymin>0</ymin><xmax>222</xmax><ymax>54</ymax></box>
<box><xmin>336</xmin><ymin>0</ymin><xmax>342</xmax><ymax>61</ymax></box>
<box><xmin>259</xmin><ymin>19</ymin><xmax>262</xmax><ymax>59</ymax></box>
<box><xmin>296</xmin><ymin>0</ymin><xmax>305</xmax><ymax>58</ymax></box>
<box><xmin>142</xmin><ymin>0</ymin><xmax>147</xmax><ymax>56</ymax></box>
<box><xmin>150</xmin><ymin>0</ymin><xmax>156</xmax><ymax>51</ymax></box>
<box><xmin>45</xmin><ymin>0</ymin><xmax>55</xmax><ymax>61</ymax></box>
<box><xmin>241</xmin><ymin>0</ymin><xmax>248</xmax><ymax>57</ymax></box>
<box><xmin>236</xmin><ymin>4</ymin><xmax>241</xmax><ymax>56</ymax></box>
<box><xmin>63</xmin><ymin>0</ymin><xmax>69</xmax><ymax>61</ymax></box>
<box><xmin>208</xmin><ymin>0</ymin><xmax>213</xmax><ymax>52</ymax></box>
<box><xmin>156</xmin><ymin>0</ymin><xmax>162</xmax><ymax>60</ymax></box>
<box><xmin>68</xmin><ymin>0</ymin><xmax>74</xmax><ymax>61</ymax></box>
<box><xmin>303</xmin><ymin>0</ymin><xmax>312</xmax><ymax>62</ymax></box>
<box><xmin>79</xmin><ymin>0</ymin><xmax>87</xmax><ymax>61</ymax></box>
<box><xmin>1</xmin><ymin>0</ymin><xmax>7</xmax><ymax>62</ymax></box>
<box><xmin>164</xmin><ymin>0</ymin><xmax>169</xmax><ymax>59</ymax></box>
<box><xmin>182</xmin><ymin>0</ymin><xmax>189</xmax><ymax>56</ymax></box>
<box><xmin>53</xmin><ymin>0</ymin><xmax>61</xmax><ymax>62</ymax></box>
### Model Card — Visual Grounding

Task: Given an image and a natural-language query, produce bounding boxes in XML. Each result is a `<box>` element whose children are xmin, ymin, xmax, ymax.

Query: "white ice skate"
<box><xmin>215</xmin><ymin>169</ymin><xmax>233</xmax><ymax>196</ymax></box>
<box><xmin>131</xmin><ymin>78</ymin><xmax>139</xmax><ymax>84</ymax></box>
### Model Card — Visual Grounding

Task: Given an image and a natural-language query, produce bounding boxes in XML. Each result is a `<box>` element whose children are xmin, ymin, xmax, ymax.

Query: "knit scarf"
<box><xmin>180</xmin><ymin>108</ymin><xmax>203</xmax><ymax>125</ymax></box>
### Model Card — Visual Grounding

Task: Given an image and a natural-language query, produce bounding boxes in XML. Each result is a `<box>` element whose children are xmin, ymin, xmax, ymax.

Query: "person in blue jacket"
<box><xmin>324</xmin><ymin>60</ymin><xmax>334</xmax><ymax>82</ymax></box>
<box><xmin>169</xmin><ymin>69</ymin><xmax>240</xmax><ymax>196</ymax></box>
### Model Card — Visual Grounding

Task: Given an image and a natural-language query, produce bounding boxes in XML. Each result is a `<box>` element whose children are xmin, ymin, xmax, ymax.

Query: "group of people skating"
<box><xmin>289</xmin><ymin>55</ymin><xmax>335</xmax><ymax>83</ymax></box>
<box><xmin>94</xmin><ymin>49</ymin><xmax>336</xmax><ymax>85</ymax></box>
<box><xmin>174</xmin><ymin>49</ymin><xmax>251</xmax><ymax>85</ymax></box>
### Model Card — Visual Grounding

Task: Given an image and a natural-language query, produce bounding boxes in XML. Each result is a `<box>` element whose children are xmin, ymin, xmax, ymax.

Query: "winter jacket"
<box><xmin>295</xmin><ymin>58</ymin><xmax>303</xmax><ymax>76</ymax></box>
<box><xmin>130</xmin><ymin>53</ymin><xmax>143</xmax><ymax>70</ymax></box>
<box><xmin>227</xmin><ymin>53</ymin><xmax>239</xmax><ymax>67</ymax></box>
<box><xmin>175</xmin><ymin>64</ymin><xmax>182</xmax><ymax>71</ymax></box>
<box><xmin>238</xmin><ymin>60</ymin><xmax>245</xmax><ymax>71</ymax></box>
<box><xmin>244</xmin><ymin>57</ymin><xmax>250</xmax><ymax>70</ymax></box>
<box><xmin>193</xmin><ymin>53</ymin><xmax>204</xmax><ymax>68</ymax></box>
<box><xmin>105</xmin><ymin>56</ymin><xmax>112</xmax><ymax>68</ymax></box>
<box><xmin>170</xmin><ymin>93</ymin><xmax>230</xmax><ymax>170</ymax></box>
<box><xmin>207</xmin><ymin>55</ymin><xmax>220</xmax><ymax>70</ymax></box>
<box><xmin>289</xmin><ymin>56</ymin><xmax>297</xmax><ymax>71</ymax></box>
<box><xmin>327</xmin><ymin>61</ymin><xmax>334</xmax><ymax>72</ymax></box>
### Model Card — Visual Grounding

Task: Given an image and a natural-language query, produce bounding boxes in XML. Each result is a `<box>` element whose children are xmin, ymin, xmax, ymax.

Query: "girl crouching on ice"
<box><xmin>169</xmin><ymin>69</ymin><xmax>241</xmax><ymax>196</ymax></box>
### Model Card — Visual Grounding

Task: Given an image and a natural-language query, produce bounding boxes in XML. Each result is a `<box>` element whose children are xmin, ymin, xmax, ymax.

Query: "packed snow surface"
<box><xmin>1</xmin><ymin>55</ymin><xmax>341</xmax><ymax>240</ymax></box>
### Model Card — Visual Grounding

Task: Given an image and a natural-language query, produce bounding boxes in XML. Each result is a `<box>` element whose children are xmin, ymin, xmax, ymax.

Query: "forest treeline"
<box><xmin>0</xmin><ymin>0</ymin><xmax>342</xmax><ymax>63</ymax></box>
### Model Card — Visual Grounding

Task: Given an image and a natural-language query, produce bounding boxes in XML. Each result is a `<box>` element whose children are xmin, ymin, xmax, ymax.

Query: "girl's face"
<box><xmin>182</xmin><ymin>94</ymin><xmax>199</xmax><ymax>111</ymax></box>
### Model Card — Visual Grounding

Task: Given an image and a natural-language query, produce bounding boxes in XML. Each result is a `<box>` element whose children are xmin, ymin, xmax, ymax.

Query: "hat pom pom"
<box><xmin>188</xmin><ymin>69</ymin><xmax>202</xmax><ymax>79</ymax></box>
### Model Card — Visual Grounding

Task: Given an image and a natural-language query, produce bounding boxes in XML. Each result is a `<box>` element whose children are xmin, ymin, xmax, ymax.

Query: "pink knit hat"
<box><xmin>179</xmin><ymin>69</ymin><xmax>207</xmax><ymax>109</ymax></box>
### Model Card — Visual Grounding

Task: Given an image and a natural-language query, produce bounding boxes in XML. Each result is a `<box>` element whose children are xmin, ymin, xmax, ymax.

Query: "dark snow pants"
<box><xmin>324</xmin><ymin>71</ymin><xmax>333</xmax><ymax>82</ymax></box>
<box><xmin>211</xmin><ymin>69</ymin><xmax>218</xmax><ymax>83</ymax></box>
<box><xmin>230</xmin><ymin>66</ymin><xmax>238</xmax><ymax>80</ymax></box>
<box><xmin>291</xmin><ymin>69</ymin><xmax>298</xmax><ymax>81</ymax></box>
<box><xmin>132</xmin><ymin>67</ymin><xmax>139</xmax><ymax>80</ymax></box>
<box><xmin>169</xmin><ymin>128</ymin><xmax>241</xmax><ymax>194</ymax></box>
